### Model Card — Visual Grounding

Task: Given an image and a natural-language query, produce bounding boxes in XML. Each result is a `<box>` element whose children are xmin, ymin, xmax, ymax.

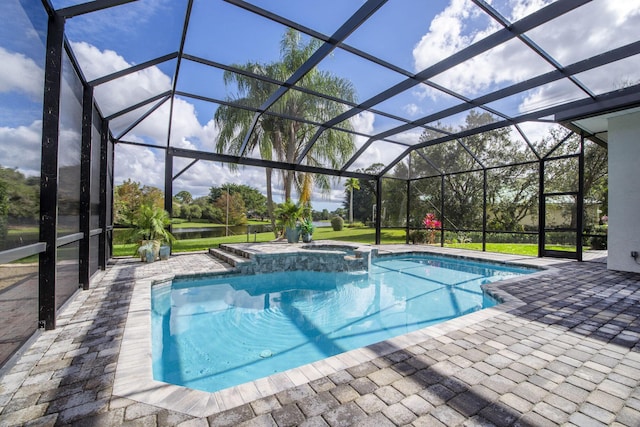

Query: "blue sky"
<box><xmin>2</xmin><ymin>0</ymin><xmax>640</xmax><ymax>210</ymax></box>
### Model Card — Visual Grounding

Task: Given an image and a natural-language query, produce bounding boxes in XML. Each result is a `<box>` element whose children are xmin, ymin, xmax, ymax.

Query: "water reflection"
<box><xmin>113</xmin><ymin>223</ymin><xmax>273</xmax><ymax>243</ymax></box>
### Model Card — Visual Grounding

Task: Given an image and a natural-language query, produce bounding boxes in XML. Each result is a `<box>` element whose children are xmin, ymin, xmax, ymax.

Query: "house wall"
<box><xmin>608</xmin><ymin>111</ymin><xmax>640</xmax><ymax>272</ymax></box>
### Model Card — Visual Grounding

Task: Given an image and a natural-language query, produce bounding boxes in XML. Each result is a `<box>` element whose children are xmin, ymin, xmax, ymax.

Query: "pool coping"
<box><xmin>113</xmin><ymin>250</ymin><xmax>557</xmax><ymax>418</ymax></box>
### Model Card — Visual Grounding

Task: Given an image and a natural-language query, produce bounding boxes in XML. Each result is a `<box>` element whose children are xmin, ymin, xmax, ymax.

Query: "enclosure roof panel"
<box><xmin>54</xmin><ymin>0</ymin><xmax>640</xmax><ymax>178</ymax></box>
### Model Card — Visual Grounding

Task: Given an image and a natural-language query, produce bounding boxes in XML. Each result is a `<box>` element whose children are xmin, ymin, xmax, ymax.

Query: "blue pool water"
<box><xmin>152</xmin><ymin>255</ymin><xmax>535</xmax><ymax>393</ymax></box>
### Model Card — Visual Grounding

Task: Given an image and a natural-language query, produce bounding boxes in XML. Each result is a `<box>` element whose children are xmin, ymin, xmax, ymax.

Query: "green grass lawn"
<box><xmin>445</xmin><ymin>242</ymin><xmax>576</xmax><ymax>256</ymax></box>
<box><xmin>112</xmin><ymin>226</ymin><xmax>576</xmax><ymax>258</ymax></box>
<box><xmin>8</xmin><ymin>227</ymin><xmax>39</xmax><ymax>235</ymax></box>
<box><xmin>445</xmin><ymin>242</ymin><xmax>538</xmax><ymax>256</ymax></box>
<box><xmin>112</xmin><ymin>226</ymin><xmax>405</xmax><ymax>256</ymax></box>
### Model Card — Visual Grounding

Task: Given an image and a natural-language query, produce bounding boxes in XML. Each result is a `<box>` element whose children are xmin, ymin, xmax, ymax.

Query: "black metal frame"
<box><xmin>75</xmin><ymin>0</ymin><xmax>637</xmax><ymax>182</ymax></box>
<box><xmin>12</xmin><ymin>0</ymin><xmax>628</xmax><ymax>336</ymax></box>
<box><xmin>38</xmin><ymin>11</ymin><xmax>65</xmax><ymax>330</ymax></box>
<box><xmin>79</xmin><ymin>85</ymin><xmax>93</xmax><ymax>290</ymax></box>
<box><xmin>99</xmin><ymin>117</ymin><xmax>109</xmax><ymax>270</ymax></box>
<box><xmin>396</xmin><ymin>131</ymin><xmax>590</xmax><ymax>256</ymax></box>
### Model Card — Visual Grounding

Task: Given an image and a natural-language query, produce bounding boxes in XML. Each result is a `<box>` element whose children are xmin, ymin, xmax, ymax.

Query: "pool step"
<box><xmin>218</xmin><ymin>244</ymin><xmax>253</xmax><ymax>260</ymax></box>
<box><xmin>208</xmin><ymin>247</ymin><xmax>252</xmax><ymax>268</ymax></box>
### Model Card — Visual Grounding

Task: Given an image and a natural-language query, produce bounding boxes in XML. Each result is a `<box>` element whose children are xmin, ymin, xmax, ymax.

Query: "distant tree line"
<box><xmin>0</xmin><ymin>167</ymin><xmax>40</xmax><ymax>226</ymax></box>
<box><xmin>342</xmin><ymin>111</ymin><xmax>608</xmax><ymax>232</ymax></box>
<box><xmin>114</xmin><ymin>179</ymin><xmax>347</xmax><ymax>229</ymax></box>
<box><xmin>0</xmin><ymin>167</ymin><xmax>38</xmax><ymax>243</ymax></box>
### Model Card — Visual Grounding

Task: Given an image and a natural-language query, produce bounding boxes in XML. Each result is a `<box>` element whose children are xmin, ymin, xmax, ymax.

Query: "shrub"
<box><xmin>330</xmin><ymin>216</ymin><xmax>344</xmax><ymax>231</ymax></box>
<box><xmin>408</xmin><ymin>229</ymin><xmax>427</xmax><ymax>244</ymax></box>
<box><xmin>346</xmin><ymin>221</ymin><xmax>365</xmax><ymax>228</ymax></box>
<box><xmin>589</xmin><ymin>224</ymin><xmax>608</xmax><ymax>249</ymax></box>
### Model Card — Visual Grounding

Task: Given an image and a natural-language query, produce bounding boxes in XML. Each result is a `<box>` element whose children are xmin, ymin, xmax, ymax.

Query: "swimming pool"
<box><xmin>151</xmin><ymin>254</ymin><xmax>535</xmax><ymax>393</ymax></box>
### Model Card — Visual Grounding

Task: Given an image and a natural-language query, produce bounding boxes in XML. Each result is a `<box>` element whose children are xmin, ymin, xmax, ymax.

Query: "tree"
<box><xmin>382</xmin><ymin>174</ymin><xmax>408</xmax><ymax>227</ymax></box>
<box><xmin>487</xmin><ymin>163</ymin><xmax>538</xmax><ymax>231</ymax></box>
<box><xmin>213</xmin><ymin>192</ymin><xmax>247</xmax><ymax>225</ymax></box>
<box><xmin>209</xmin><ymin>184</ymin><xmax>267</xmax><ymax>219</ymax></box>
<box><xmin>114</xmin><ymin>180</ymin><xmax>164</xmax><ymax>225</ymax></box>
<box><xmin>175</xmin><ymin>190</ymin><xmax>193</xmax><ymax>205</ymax></box>
<box><xmin>333</xmin><ymin>207</ymin><xmax>347</xmax><ymax>218</ymax></box>
<box><xmin>201</xmin><ymin>204</ymin><xmax>222</xmax><ymax>222</ymax></box>
<box><xmin>341</xmin><ymin>164</ymin><xmax>383</xmax><ymax>225</ymax></box>
<box><xmin>345</xmin><ymin>178</ymin><xmax>360</xmax><ymax>224</ymax></box>
<box><xmin>0</xmin><ymin>179</ymin><xmax>8</xmax><ymax>242</ymax></box>
<box><xmin>542</xmin><ymin>133</ymin><xmax>608</xmax><ymax>229</ymax></box>
<box><xmin>214</xmin><ymin>29</ymin><xmax>357</xmax><ymax>232</ymax></box>
<box><xmin>193</xmin><ymin>196</ymin><xmax>222</xmax><ymax>222</ymax></box>
<box><xmin>409</xmin><ymin>113</ymin><xmax>609</xmax><ymax>236</ymax></box>
<box><xmin>0</xmin><ymin>167</ymin><xmax>39</xmax><ymax>225</ymax></box>
<box><xmin>188</xmin><ymin>204</ymin><xmax>202</xmax><ymax>221</ymax></box>
<box><xmin>172</xmin><ymin>202</ymin><xmax>181</xmax><ymax>219</ymax></box>
<box><xmin>412</xmin><ymin>111</ymin><xmax>534</xmax><ymax>231</ymax></box>
<box><xmin>115</xmin><ymin>179</ymin><xmax>143</xmax><ymax>225</ymax></box>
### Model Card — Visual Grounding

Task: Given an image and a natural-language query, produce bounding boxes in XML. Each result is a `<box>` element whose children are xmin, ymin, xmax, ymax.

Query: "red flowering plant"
<box><xmin>423</xmin><ymin>213</ymin><xmax>442</xmax><ymax>244</ymax></box>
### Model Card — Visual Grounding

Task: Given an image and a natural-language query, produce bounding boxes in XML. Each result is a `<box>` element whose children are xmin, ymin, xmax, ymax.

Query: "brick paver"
<box><xmin>0</xmin><ymin>247</ymin><xmax>638</xmax><ymax>426</ymax></box>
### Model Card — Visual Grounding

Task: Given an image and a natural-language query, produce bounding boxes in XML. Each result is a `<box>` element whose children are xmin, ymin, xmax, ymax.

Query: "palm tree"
<box><xmin>214</xmin><ymin>29</ymin><xmax>357</xmax><ymax>233</ymax></box>
<box><xmin>345</xmin><ymin>177</ymin><xmax>360</xmax><ymax>224</ymax></box>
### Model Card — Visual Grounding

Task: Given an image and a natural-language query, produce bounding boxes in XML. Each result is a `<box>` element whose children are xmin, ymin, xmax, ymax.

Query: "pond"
<box><xmin>113</xmin><ymin>224</ymin><xmax>273</xmax><ymax>244</ymax></box>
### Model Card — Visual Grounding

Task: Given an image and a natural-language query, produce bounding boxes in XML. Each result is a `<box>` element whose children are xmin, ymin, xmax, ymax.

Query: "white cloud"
<box><xmin>65</xmin><ymin>0</ymin><xmax>172</xmax><ymax>46</ymax></box>
<box><xmin>516</xmin><ymin>121</ymin><xmax>564</xmax><ymax>148</ymax></box>
<box><xmin>346</xmin><ymin>111</ymin><xmax>383</xmax><ymax>172</ymax></box>
<box><xmin>58</xmin><ymin>128</ymin><xmax>82</xmax><ymax>168</ymax></box>
<box><xmin>173</xmin><ymin>161</ymin><xmax>267</xmax><ymax>199</ymax></box>
<box><xmin>114</xmin><ymin>143</ymin><xmax>165</xmax><ymax>188</ymax></box>
<box><xmin>392</xmin><ymin>130</ymin><xmax>422</xmax><ymax>146</ymax></box>
<box><xmin>403</xmin><ymin>103</ymin><xmax>422</xmax><ymax>117</ymax></box>
<box><xmin>0</xmin><ymin>47</ymin><xmax>44</xmax><ymax>98</ymax></box>
<box><xmin>526</xmin><ymin>1</ymin><xmax>640</xmax><ymax>66</ymax></box>
<box><xmin>507</xmin><ymin>0</ymin><xmax>557</xmax><ymax>22</ymax></box>
<box><xmin>412</xmin><ymin>0</ymin><xmax>494</xmax><ymax>72</ymax></box>
<box><xmin>411</xmin><ymin>0</ymin><xmax>640</xmax><ymax>119</ymax></box>
<box><xmin>70</xmin><ymin>41</ymin><xmax>231</xmax><ymax>198</ymax></box>
<box><xmin>0</xmin><ymin>120</ymin><xmax>42</xmax><ymax>176</ymax></box>
<box><xmin>71</xmin><ymin>42</ymin><xmax>173</xmax><ymax>119</ymax></box>
<box><xmin>349</xmin><ymin>111</ymin><xmax>376</xmax><ymax>136</ymax></box>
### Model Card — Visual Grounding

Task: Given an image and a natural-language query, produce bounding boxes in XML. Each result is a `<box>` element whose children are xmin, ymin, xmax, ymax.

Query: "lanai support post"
<box><xmin>98</xmin><ymin>120</ymin><xmax>109</xmax><ymax>270</ymax></box>
<box><xmin>576</xmin><ymin>134</ymin><xmax>585</xmax><ymax>261</ymax></box>
<box><xmin>405</xmin><ymin>180</ymin><xmax>411</xmax><ymax>244</ymax></box>
<box><xmin>164</xmin><ymin>150</ymin><xmax>174</xmax><ymax>253</ymax></box>
<box><xmin>98</xmin><ymin>119</ymin><xmax>108</xmax><ymax>270</ymax></box>
<box><xmin>79</xmin><ymin>86</ymin><xmax>93</xmax><ymax>290</ymax></box>
<box><xmin>440</xmin><ymin>175</ymin><xmax>445</xmax><ymax>247</ymax></box>
<box><xmin>164</xmin><ymin>150</ymin><xmax>173</xmax><ymax>217</ymax></box>
<box><xmin>39</xmin><ymin>12</ymin><xmax>65</xmax><ymax>330</ymax></box>
<box><xmin>482</xmin><ymin>169</ymin><xmax>487</xmax><ymax>252</ymax></box>
<box><xmin>538</xmin><ymin>160</ymin><xmax>545</xmax><ymax>257</ymax></box>
<box><xmin>375</xmin><ymin>178</ymin><xmax>382</xmax><ymax>245</ymax></box>
<box><xmin>105</xmin><ymin>138</ymin><xmax>115</xmax><ymax>261</ymax></box>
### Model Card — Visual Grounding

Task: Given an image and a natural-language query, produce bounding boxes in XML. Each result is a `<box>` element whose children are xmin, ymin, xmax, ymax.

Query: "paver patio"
<box><xmin>0</xmin><ymin>246</ymin><xmax>638</xmax><ymax>426</ymax></box>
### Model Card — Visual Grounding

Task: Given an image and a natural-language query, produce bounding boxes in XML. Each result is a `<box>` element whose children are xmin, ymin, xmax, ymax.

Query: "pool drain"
<box><xmin>259</xmin><ymin>349</ymin><xmax>273</xmax><ymax>358</ymax></box>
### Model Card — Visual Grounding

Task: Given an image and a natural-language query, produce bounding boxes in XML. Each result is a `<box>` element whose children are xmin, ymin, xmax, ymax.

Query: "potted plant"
<box><xmin>130</xmin><ymin>204</ymin><xmax>176</xmax><ymax>261</ymax></box>
<box><xmin>299</xmin><ymin>217</ymin><xmax>315</xmax><ymax>243</ymax></box>
<box><xmin>275</xmin><ymin>199</ymin><xmax>303</xmax><ymax>243</ymax></box>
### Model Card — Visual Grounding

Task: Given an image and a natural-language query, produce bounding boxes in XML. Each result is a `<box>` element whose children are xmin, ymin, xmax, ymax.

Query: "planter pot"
<box><xmin>139</xmin><ymin>239</ymin><xmax>160</xmax><ymax>262</ymax></box>
<box><xmin>159</xmin><ymin>245</ymin><xmax>170</xmax><ymax>260</ymax></box>
<box><xmin>301</xmin><ymin>232</ymin><xmax>312</xmax><ymax>243</ymax></box>
<box><xmin>145</xmin><ymin>250</ymin><xmax>155</xmax><ymax>263</ymax></box>
<box><xmin>285</xmin><ymin>227</ymin><xmax>300</xmax><ymax>243</ymax></box>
